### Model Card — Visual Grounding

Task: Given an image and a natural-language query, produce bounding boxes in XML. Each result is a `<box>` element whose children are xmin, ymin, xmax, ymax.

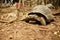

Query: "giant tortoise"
<box><xmin>22</xmin><ymin>5</ymin><xmax>54</xmax><ymax>25</ymax></box>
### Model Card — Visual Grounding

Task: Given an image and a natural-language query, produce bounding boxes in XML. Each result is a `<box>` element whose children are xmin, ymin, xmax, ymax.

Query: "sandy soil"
<box><xmin>0</xmin><ymin>13</ymin><xmax>60</xmax><ymax>40</ymax></box>
<box><xmin>0</xmin><ymin>7</ymin><xmax>60</xmax><ymax>40</ymax></box>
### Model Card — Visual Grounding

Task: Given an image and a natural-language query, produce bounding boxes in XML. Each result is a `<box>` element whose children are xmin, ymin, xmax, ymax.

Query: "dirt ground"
<box><xmin>0</xmin><ymin>7</ymin><xmax>60</xmax><ymax>40</ymax></box>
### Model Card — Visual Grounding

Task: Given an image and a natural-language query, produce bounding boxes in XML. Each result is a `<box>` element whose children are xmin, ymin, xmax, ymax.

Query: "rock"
<box><xmin>0</xmin><ymin>10</ymin><xmax>18</xmax><ymax>23</ymax></box>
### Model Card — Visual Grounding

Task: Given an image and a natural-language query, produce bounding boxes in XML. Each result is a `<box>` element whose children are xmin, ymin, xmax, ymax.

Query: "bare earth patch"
<box><xmin>0</xmin><ymin>15</ymin><xmax>60</xmax><ymax>40</ymax></box>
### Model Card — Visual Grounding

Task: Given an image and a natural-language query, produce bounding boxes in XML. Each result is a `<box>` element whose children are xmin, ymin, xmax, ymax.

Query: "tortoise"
<box><xmin>22</xmin><ymin>5</ymin><xmax>54</xmax><ymax>25</ymax></box>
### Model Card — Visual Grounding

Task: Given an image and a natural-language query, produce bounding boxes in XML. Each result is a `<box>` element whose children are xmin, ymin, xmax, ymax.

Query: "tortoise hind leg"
<box><xmin>37</xmin><ymin>17</ymin><xmax>46</xmax><ymax>25</ymax></box>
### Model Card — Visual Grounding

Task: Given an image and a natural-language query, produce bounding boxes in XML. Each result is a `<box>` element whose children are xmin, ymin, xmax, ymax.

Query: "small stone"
<box><xmin>54</xmin><ymin>32</ymin><xmax>58</xmax><ymax>35</ymax></box>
